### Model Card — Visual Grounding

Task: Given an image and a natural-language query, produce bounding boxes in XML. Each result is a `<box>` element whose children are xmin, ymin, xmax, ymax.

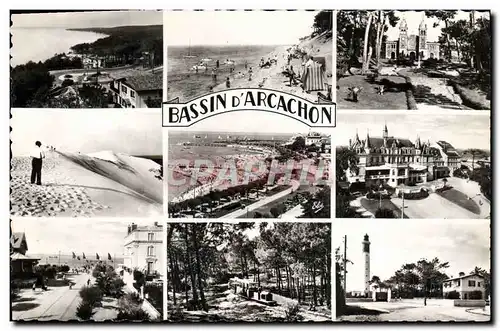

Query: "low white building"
<box><xmin>442</xmin><ymin>273</ymin><xmax>486</xmax><ymax>300</ymax></box>
<box><xmin>109</xmin><ymin>73</ymin><xmax>163</xmax><ymax>108</ymax></box>
<box><xmin>123</xmin><ymin>222</ymin><xmax>164</xmax><ymax>277</ymax></box>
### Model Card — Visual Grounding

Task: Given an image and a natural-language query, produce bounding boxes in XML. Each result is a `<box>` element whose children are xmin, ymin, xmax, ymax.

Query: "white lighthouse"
<box><xmin>362</xmin><ymin>234</ymin><xmax>371</xmax><ymax>296</ymax></box>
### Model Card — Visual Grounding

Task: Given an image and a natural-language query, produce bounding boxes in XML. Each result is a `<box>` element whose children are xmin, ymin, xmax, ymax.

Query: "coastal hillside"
<box><xmin>297</xmin><ymin>29</ymin><xmax>333</xmax><ymax>77</ymax></box>
<box><xmin>69</xmin><ymin>24</ymin><xmax>162</xmax><ymax>37</ymax></box>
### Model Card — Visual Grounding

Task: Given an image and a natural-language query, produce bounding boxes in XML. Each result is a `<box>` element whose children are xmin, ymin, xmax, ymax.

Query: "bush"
<box><xmin>95</xmin><ymin>272</ymin><xmax>125</xmax><ymax>298</ymax></box>
<box><xmin>366</xmin><ymin>191</ymin><xmax>391</xmax><ymax>200</ymax></box>
<box><xmin>284</xmin><ymin>302</ymin><xmax>303</xmax><ymax>322</ymax></box>
<box><xmin>116</xmin><ymin>307</ymin><xmax>150</xmax><ymax>321</ymax></box>
<box><xmin>76</xmin><ymin>301</ymin><xmax>95</xmax><ymax>320</ymax></box>
<box><xmin>57</xmin><ymin>265</ymin><xmax>70</xmax><ymax>273</ymax></box>
<box><xmin>397</xmin><ymin>190</ymin><xmax>429</xmax><ymax>200</ymax></box>
<box><xmin>79</xmin><ymin>286</ymin><xmax>103</xmax><ymax>307</ymax></box>
<box><xmin>453</xmin><ymin>168</ymin><xmax>469</xmax><ymax>179</ymax></box>
<box><xmin>445</xmin><ymin>290</ymin><xmax>460</xmax><ymax>299</ymax></box>
<box><xmin>468</xmin><ymin>290</ymin><xmax>483</xmax><ymax>300</ymax></box>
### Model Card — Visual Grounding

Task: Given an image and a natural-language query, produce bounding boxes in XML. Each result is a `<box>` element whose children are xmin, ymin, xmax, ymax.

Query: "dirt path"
<box><xmin>400</xmin><ymin>69</ymin><xmax>471</xmax><ymax>110</ymax></box>
<box><xmin>12</xmin><ymin>274</ymin><xmax>88</xmax><ymax>321</ymax></box>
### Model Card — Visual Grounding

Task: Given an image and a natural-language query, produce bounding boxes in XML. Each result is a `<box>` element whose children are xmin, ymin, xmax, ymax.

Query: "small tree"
<box><xmin>76</xmin><ymin>301</ymin><xmax>95</xmax><ymax>320</ymax></box>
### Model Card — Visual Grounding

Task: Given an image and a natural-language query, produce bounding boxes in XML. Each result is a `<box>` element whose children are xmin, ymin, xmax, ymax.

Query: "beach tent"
<box><xmin>302</xmin><ymin>62</ymin><xmax>325</xmax><ymax>92</ymax></box>
<box><xmin>313</xmin><ymin>57</ymin><xmax>327</xmax><ymax>72</ymax></box>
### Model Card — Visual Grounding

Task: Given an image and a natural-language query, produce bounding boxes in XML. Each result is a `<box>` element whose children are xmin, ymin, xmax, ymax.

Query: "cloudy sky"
<box><xmin>165</xmin><ymin>10</ymin><xmax>321</xmax><ymax>46</ymax></box>
<box><xmin>385</xmin><ymin>10</ymin><xmax>490</xmax><ymax>42</ymax></box>
<box><xmin>11</xmin><ymin>218</ymin><xmax>156</xmax><ymax>256</ymax></box>
<box><xmin>11</xmin><ymin>10</ymin><xmax>162</xmax><ymax>29</ymax></box>
<box><xmin>334</xmin><ymin>219</ymin><xmax>490</xmax><ymax>292</ymax></box>
<box><xmin>335</xmin><ymin>112</ymin><xmax>490</xmax><ymax>150</ymax></box>
<box><xmin>11</xmin><ymin>110</ymin><xmax>162</xmax><ymax>157</ymax></box>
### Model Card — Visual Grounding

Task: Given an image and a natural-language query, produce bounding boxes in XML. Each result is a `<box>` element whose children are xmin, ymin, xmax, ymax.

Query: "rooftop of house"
<box><xmin>119</xmin><ymin>73</ymin><xmax>163</xmax><ymax>92</ymax></box>
<box><xmin>436</xmin><ymin>141</ymin><xmax>460</xmax><ymax>157</ymax></box>
<box><xmin>444</xmin><ymin>273</ymin><xmax>484</xmax><ymax>282</ymax></box>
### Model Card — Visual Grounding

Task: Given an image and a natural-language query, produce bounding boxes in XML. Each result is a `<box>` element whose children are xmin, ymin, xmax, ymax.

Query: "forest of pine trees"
<box><xmin>167</xmin><ymin>222</ymin><xmax>331</xmax><ymax>321</ymax></box>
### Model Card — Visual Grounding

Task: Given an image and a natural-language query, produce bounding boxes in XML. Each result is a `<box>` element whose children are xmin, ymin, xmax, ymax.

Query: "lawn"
<box><xmin>436</xmin><ymin>188</ymin><xmax>480</xmax><ymax>215</ymax></box>
<box><xmin>360</xmin><ymin>198</ymin><xmax>408</xmax><ymax>219</ymax></box>
<box><xmin>337</xmin><ymin>75</ymin><xmax>409</xmax><ymax>109</ymax></box>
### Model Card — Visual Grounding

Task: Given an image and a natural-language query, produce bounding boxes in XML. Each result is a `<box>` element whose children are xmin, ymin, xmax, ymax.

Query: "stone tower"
<box><xmin>399</xmin><ymin>18</ymin><xmax>408</xmax><ymax>55</ymax></box>
<box><xmin>418</xmin><ymin>17</ymin><xmax>427</xmax><ymax>51</ymax></box>
<box><xmin>362</xmin><ymin>234</ymin><xmax>371</xmax><ymax>296</ymax></box>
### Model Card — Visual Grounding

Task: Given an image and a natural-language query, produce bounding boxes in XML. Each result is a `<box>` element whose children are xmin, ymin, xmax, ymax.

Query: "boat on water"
<box><xmin>201</xmin><ymin>58</ymin><xmax>212</xmax><ymax>62</ymax></box>
<box><xmin>191</xmin><ymin>64</ymin><xmax>207</xmax><ymax>71</ymax></box>
<box><xmin>183</xmin><ymin>39</ymin><xmax>196</xmax><ymax>58</ymax></box>
<box><xmin>194</xmin><ymin>134</ymin><xmax>201</xmax><ymax>139</ymax></box>
<box><xmin>204</xmin><ymin>135</ymin><xmax>208</xmax><ymax>139</ymax></box>
<box><xmin>218</xmin><ymin>135</ymin><xmax>222</xmax><ymax>139</ymax></box>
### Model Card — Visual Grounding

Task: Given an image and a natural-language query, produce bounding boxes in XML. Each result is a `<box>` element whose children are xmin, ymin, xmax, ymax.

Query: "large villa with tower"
<box><xmin>384</xmin><ymin>16</ymin><xmax>440</xmax><ymax>61</ymax></box>
<box><xmin>345</xmin><ymin>125</ymin><xmax>460</xmax><ymax>188</ymax></box>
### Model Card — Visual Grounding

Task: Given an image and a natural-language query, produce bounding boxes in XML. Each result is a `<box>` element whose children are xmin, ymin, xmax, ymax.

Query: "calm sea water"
<box><xmin>167</xmin><ymin>45</ymin><xmax>279</xmax><ymax>102</ymax></box>
<box><xmin>10</xmin><ymin>28</ymin><xmax>107</xmax><ymax>66</ymax></box>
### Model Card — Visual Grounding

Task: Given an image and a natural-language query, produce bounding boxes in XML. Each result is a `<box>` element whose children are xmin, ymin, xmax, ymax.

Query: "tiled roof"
<box><xmin>444</xmin><ymin>273</ymin><xmax>484</xmax><ymax>282</ymax></box>
<box><xmin>122</xmin><ymin>73</ymin><xmax>163</xmax><ymax>92</ymax></box>
<box><xmin>366</xmin><ymin>137</ymin><xmax>414</xmax><ymax>149</ymax></box>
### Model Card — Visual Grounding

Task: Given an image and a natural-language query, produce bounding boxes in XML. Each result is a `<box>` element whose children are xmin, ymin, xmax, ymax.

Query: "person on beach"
<box><xmin>226</xmin><ymin>77</ymin><xmax>230</xmax><ymax>88</ymax></box>
<box><xmin>216</xmin><ymin>60</ymin><xmax>220</xmax><ymax>68</ymax></box>
<box><xmin>248</xmin><ymin>67</ymin><xmax>253</xmax><ymax>81</ymax></box>
<box><xmin>30</xmin><ymin>141</ymin><xmax>45</xmax><ymax>185</ymax></box>
<box><xmin>244</xmin><ymin>60</ymin><xmax>248</xmax><ymax>70</ymax></box>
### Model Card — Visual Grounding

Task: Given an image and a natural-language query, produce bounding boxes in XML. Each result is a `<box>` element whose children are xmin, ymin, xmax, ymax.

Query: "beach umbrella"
<box><xmin>107</xmin><ymin>253</ymin><xmax>112</xmax><ymax>261</ymax></box>
<box><xmin>72</xmin><ymin>252</ymin><xmax>76</xmax><ymax>259</ymax></box>
<box><xmin>96</xmin><ymin>253</ymin><xmax>100</xmax><ymax>260</ymax></box>
<box><xmin>77</xmin><ymin>256</ymin><xmax>81</xmax><ymax>261</ymax></box>
<box><xmin>82</xmin><ymin>252</ymin><xmax>86</xmax><ymax>260</ymax></box>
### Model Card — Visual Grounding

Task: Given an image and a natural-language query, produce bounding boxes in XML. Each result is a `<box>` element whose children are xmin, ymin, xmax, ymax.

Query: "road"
<box><xmin>391</xmin><ymin>193</ymin><xmax>477</xmax><ymax>219</ymax></box>
<box><xmin>341</xmin><ymin>300</ymin><xmax>490</xmax><ymax>322</ymax></box>
<box><xmin>12</xmin><ymin>273</ymin><xmax>90</xmax><ymax>321</ymax></box>
<box><xmin>221</xmin><ymin>181</ymin><xmax>300</xmax><ymax>219</ymax></box>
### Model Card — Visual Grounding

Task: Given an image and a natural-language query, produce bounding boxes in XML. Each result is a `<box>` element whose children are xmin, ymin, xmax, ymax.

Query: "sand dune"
<box><xmin>10</xmin><ymin>151</ymin><xmax>163</xmax><ymax>217</ymax></box>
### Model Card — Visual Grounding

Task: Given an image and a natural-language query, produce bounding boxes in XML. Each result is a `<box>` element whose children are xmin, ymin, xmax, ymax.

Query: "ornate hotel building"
<box><xmin>123</xmin><ymin>222</ymin><xmax>164</xmax><ymax>277</ymax></box>
<box><xmin>346</xmin><ymin>125</ymin><xmax>460</xmax><ymax>188</ymax></box>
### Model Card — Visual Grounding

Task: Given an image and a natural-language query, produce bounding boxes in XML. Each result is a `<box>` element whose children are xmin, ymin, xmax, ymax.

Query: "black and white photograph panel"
<box><xmin>167</xmin><ymin>112</ymin><xmax>332</xmax><ymax>219</ymax></box>
<box><xmin>10</xmin><ymin>109</ymin><xmax>163</xmax><ymax>217</ymax></box>
<box><xmin>165</xmin><ymin>10</ymin><xmax>333</xmax><ymax>103</ymax></box>
<box><xmin>166</xmin><ymin>221</ymin><xmax>332</xmax><ymax>322</ymax></box>
<box><xmin>335</xmin><ymin>219</ymin><xmax>490</xmax><ymax>322</ymax></box>
<box><xmin>10</xmin><ymin>10</ymin><xmax>163</xmax><ymax>109</ymax></box>
<box><xmin>10</xmin><ymin>218</ymin><xmax>164</xmax><ymax>322</ymax></box>
<box><xmin>336</xmin><ymin>112</ymin><xmax>490</xmax><ymax>219</ymax></box>
<box><xmin>336</xmin><ymin>10</ymin><xmax>491</xmax><ymax>110</ymax></box>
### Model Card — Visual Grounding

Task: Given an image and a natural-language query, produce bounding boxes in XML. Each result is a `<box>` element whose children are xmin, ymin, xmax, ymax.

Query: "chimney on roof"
<box><xmin>154</xmin><ymin>221</ymin><xmax>158</xmax><ymax>227</ymax></box>
<box><xmin>459</xmin><ymin>272</ymin><xmax>465</xmax><ymax>277</ymax></box>
<box><xmin>131</xmin><ymin>223</ymin><xmax>137</xmax><ymax>232</ymax></box>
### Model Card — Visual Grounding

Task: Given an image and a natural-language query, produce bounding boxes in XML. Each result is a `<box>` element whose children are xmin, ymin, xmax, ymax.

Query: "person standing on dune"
<box><xmin>30</xmin><ymin>141</ymin><xmax>45</xmax><ymax>185</ymax></box>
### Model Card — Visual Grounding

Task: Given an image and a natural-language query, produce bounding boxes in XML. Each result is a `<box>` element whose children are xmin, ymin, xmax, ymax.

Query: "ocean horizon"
<box><xmin>10</xmin><ymin>27</ymin><xmax>107</xmax><ymax>66</ymax></box>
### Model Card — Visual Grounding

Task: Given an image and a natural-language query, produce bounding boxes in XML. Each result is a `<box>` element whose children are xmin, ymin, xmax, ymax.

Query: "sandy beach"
<box><xmin>212</xmin><ymin>32</ymin><xmax>333</xmax><ymax>102</ymax></box>
<box><xmin>11</xmin><ymin>151</ymin><xmax>163</xmax><ymax>217</ymax></box>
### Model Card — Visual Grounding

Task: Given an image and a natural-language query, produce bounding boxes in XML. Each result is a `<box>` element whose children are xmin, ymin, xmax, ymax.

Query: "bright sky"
<box><xmin>165</xmin><ymin>10</ymin><xmax>320</xmax><ymax>46</ymax></box>
<box><xmin>335</xmin><ymin>112</ymin><xmax>490</xmax><ymax>150</ymax></box>
<box><xmin>11</xmin><ymin>110</ymin><xmax>162</xmax><ymax>157</ymax></box>
<box><xmin>335</xmin><ymin>219</ymin><xmax>490</xmax><ymax>292</ymax></box>
<box><xmin>11</xmin><ymin>218</ymin><xmax>154</xmax><ymax>256</ymax></box>
<box><xmin>11</xmin><ymin>10</ymin><xmax>163</xmax><ymax>29</ymax></box>
<box><xmin>167</xmin><ymin>111</ymin><xmax>332</xmax><ymax>134</ymax></box>
<box><xmin>385</xmin><ymin>10</ymin><xmax>491</xmax><ymax>42</ymax></box>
